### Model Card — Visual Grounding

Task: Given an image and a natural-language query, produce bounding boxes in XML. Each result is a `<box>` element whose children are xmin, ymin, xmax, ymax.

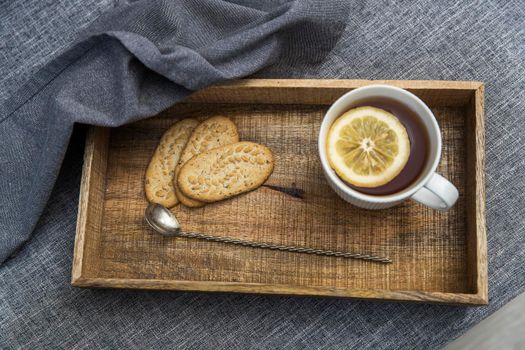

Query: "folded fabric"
<box><xmin>0</xmin><ymin>0</ymin><xmax>348</xmax><ymax>264</ymax></box>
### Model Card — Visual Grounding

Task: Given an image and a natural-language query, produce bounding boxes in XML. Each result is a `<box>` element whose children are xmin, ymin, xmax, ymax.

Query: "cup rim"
<box><xmin>318</xmin><ymin>84</ymin><xmax>442</xmax><ymax>203</ymax></box>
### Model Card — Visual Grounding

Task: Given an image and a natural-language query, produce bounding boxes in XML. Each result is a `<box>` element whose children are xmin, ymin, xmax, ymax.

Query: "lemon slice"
<box><xmin>326</xmin><ymin>106</ymin><xmax>410</xmax><ymax>188</ymax></box>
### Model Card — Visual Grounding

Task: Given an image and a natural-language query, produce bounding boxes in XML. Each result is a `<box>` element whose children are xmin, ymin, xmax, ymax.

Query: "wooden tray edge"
<box><xmin>199</xmin><ymin>79</ymin><xmax>484</xmax><ymax>90</ymax></box>
<box><xmin>71</xmin><ymin>277</ymin><xmax>488</xmax><ymax>305</ymax></box>
<box><xmin>71</xmin><ymin>128</ymin><xmax>98</xmax><ymax>282</ymax></box>
<box><xmin>72</xmin><ymin>128</ymin><xmax>110</xmax><ymax>281</ymax></box>
<box><xmin>184</xmin><ymin>79</ymin><xmax>484</xmax><ymax>106</ymax></box>
<box><xmin>472</xmin><ymin>84</ymin><xmax>488</xmax><ymax>302</ymax></box>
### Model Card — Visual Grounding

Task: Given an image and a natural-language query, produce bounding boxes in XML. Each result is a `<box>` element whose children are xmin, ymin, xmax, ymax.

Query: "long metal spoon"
<box><xmin>145</xmin><ymin>203</ymin><xmax>392</xmax><ymax>264</ymax></box>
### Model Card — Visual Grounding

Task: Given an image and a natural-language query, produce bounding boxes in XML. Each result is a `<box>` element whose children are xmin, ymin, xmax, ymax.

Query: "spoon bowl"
<box><xmin>145</xmin><ymin>203</ymin><xmax>181</xmax><ymax>236</ymax></box>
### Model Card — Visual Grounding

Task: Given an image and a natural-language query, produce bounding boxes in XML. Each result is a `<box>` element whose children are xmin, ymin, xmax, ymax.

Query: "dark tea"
<box><xmin>347</xmin><ymin>98</ymin><xmax>430</xmax><ymax>195</ymax></box>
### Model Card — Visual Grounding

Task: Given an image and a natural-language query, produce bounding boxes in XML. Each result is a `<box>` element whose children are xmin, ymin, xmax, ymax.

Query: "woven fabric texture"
<box><xmin>1</xmin><ymin>0</ymin><xmax>524</xmax><ymax>349</ymax></box>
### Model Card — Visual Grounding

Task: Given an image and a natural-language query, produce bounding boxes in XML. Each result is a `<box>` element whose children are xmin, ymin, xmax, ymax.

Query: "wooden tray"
<box><xmin>72</xmin><ymin>79</ymin><xmax>487</xmax><ymax>305</ymax></box>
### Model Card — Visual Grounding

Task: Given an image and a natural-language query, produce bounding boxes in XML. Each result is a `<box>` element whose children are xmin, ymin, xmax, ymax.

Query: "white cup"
<box><xmin>318</xmin><ymin>84</ymin><xmax>459</xmax><ymax>211</ymax></box>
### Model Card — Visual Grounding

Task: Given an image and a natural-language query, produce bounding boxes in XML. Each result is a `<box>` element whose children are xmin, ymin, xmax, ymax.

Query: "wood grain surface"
<box><xmin>72</xmin><ymin>80</ymin><xmax>486</xmax><ymax>304</ymax></box>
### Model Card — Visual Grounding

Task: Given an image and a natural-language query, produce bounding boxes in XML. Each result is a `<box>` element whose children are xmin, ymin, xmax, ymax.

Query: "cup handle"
<box><xmin>411</xmin><ymin>173</ymin><xmax>459</xmax><ymax>211</ymax></box>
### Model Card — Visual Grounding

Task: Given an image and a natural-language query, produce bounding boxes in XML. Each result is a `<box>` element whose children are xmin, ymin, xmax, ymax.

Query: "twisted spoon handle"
<box><xmin>175</xmin><ymin>231</ymin><xmax>392</xmax><ymax>264</ymax></box>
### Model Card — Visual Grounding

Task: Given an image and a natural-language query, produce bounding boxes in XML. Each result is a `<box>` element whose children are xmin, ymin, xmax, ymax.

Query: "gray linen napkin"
<box><xmin>0</xmin><ymin>0</ymin><xmax>348</xmax><ymax>264</ymax></box>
